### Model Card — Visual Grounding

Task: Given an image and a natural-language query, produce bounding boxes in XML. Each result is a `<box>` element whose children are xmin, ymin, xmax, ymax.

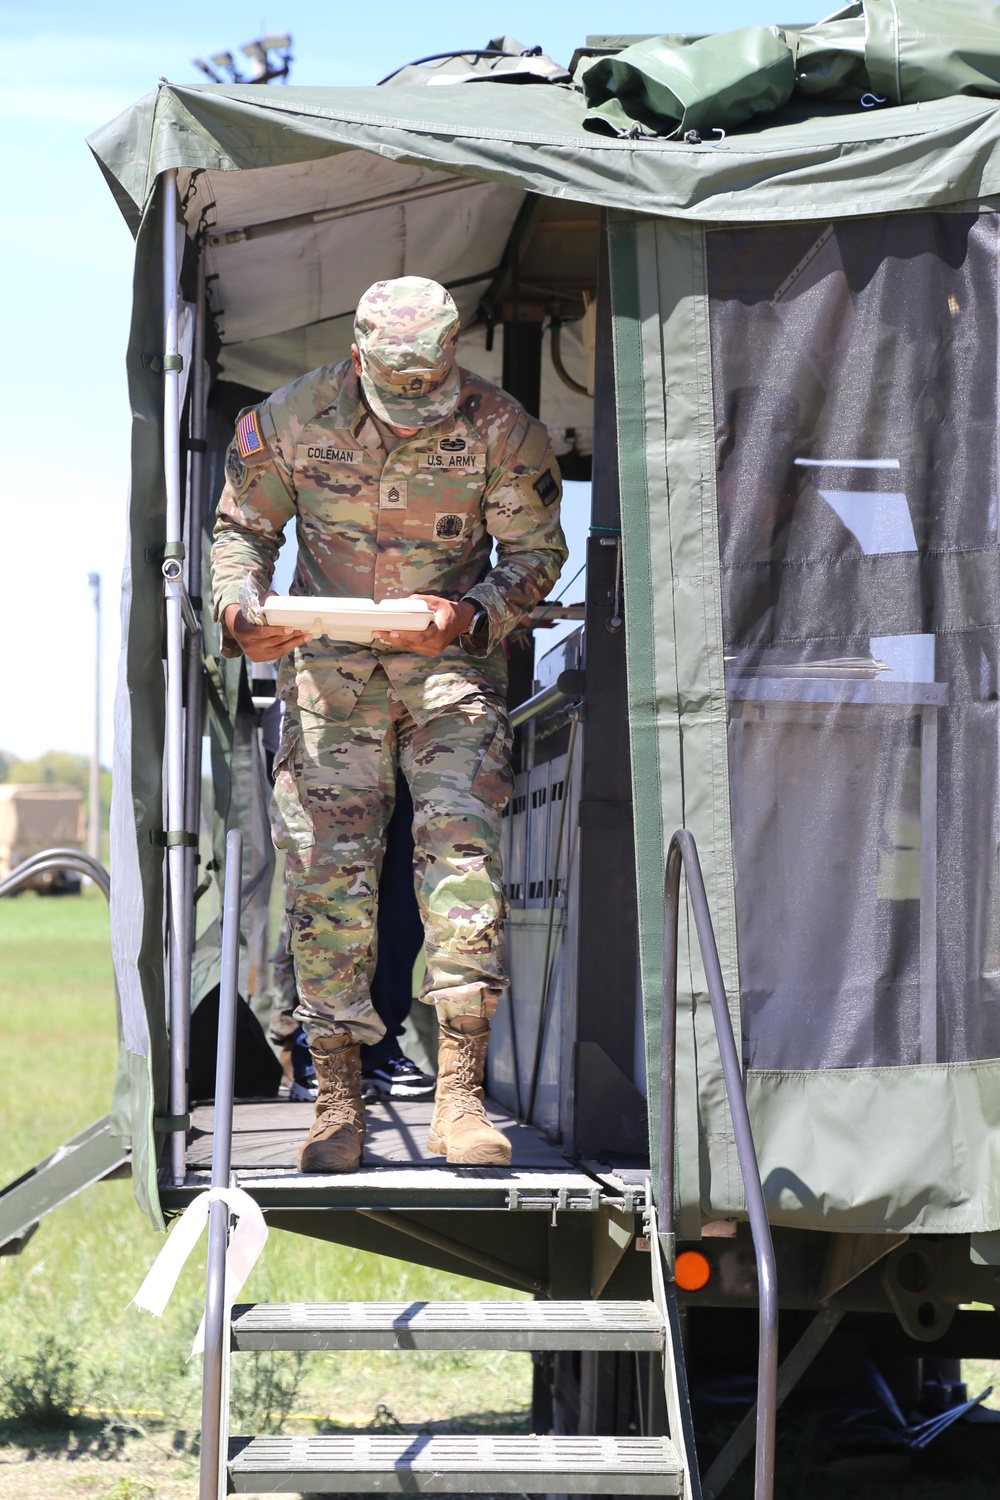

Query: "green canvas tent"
<box><xmin>90</xmin><ymin>29</ymin><xmax>1000</xmax><ymax>1273</ymax></box>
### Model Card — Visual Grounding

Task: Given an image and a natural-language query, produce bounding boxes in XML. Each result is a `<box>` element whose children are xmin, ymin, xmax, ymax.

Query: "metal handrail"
<box><xmin>0</xmin><ymin>849</ymin><xmax>110</xmax><ymax>901</ymax></box>
<box><xmin>199</xmin><ymin>827</ymin><xmax>243</xmax><ymax>1500</ymax></box>
<box><xmin>661</xmin><ymin>829</ymin><xmax>777</xmax><ymax>1500</ymax></box>
<box><xmin>509</xmin><ymin>669</ymin><xmax>584</xmax><ymax>729</ymax></box>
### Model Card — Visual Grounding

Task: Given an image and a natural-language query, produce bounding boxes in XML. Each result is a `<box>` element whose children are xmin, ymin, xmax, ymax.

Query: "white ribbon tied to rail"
<box><xmin>131</xmin><ymin>1186</ymin><xmax>268</xmax><ymax>1357</ymax></box>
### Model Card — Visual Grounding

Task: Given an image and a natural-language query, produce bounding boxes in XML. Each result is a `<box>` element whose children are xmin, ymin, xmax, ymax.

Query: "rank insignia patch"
<box><xmin>380</xmin><ymin>479</ymin><xmax>408</xmax><ymax>509</ymax></box>
<box><xmin>532</xmin><ymin>470</ymin><xmax>559</xmax><ymax>507</ymax></box>
<box><xmin>435</xmin><ymin>513</ymin><xmax>465</xmax><ymax>540</ymax></box>
<box><xmin>237</xmin><ymin>408</ymin><xmax>266</xmax><ymax>460</ymax></box>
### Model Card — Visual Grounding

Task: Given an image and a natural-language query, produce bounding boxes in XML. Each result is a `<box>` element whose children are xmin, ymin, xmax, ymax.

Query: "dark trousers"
<box><xmin>361</xmin><ymin>772</ymin><xmax>425</xmax><ymax>1070</ymax></box>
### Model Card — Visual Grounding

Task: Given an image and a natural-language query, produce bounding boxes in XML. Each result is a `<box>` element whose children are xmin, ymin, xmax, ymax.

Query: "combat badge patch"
<box><xmin>435</xmin><ymin>513</ymin><xmax>465</xmax><ymax>540</ymax></box>
<box><xmin>532</xmin><ymin>469</ymin><xmax>560</xmax><ymax>507</ymax></box>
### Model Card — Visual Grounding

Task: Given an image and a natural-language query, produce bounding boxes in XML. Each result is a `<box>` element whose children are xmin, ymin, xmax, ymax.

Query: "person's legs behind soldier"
<box><xmin>273</xmin><ymin>671</ymin><xmax>396</xmax><ymax>1172</ymax></box>
<box><xmin>362</xmin><ymin>770</ymin><xmax>435</xmax><ymax>1100</ymax></box>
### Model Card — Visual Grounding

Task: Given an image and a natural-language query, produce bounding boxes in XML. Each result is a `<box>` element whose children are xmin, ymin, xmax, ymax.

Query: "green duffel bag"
<box><xmin>790</xmin><ymin>3</ymin><xmax>869</xmax><ymax>101</ymax></box>
<box><xmin>581</xmin><ymin>26</ymin><xmax>795</xmax><ymax>138</ymax></box>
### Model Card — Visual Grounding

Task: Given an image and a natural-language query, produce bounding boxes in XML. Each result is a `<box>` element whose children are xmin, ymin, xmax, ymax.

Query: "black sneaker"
<box><xmin>362</xmin><ymin>1053</ymin><xmax>436</xmax><ymax>1100</ymax></box>
<box><xmin>288</xmin><ymin>1026</ymin><xmax>317</xmax><ymax>1103</ymax></box>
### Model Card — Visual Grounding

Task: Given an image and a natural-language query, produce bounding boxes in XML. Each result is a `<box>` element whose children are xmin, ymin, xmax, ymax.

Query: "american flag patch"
<box><xmin>237</xmin><ymin>408</ymin><xmax>266</xmax><ymax>460</ymax></box>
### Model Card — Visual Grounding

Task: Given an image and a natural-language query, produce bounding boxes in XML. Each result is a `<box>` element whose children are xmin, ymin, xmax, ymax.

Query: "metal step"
<box><xmin>231</xmin><ymin>1299</ymin><xmax>665</xmax><ymax>1352</ymax></box>
<box><xmin>227</xmin><ymin>1433</ymin><xmax>682</xmax><ymax>1494</ymax></box>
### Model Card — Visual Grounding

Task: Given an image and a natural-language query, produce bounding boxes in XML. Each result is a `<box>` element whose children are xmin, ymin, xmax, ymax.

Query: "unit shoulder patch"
<box><xmin>225</xmin><ymin>442</ymin><xmax>250</xmax><ymax>495</ymax></box>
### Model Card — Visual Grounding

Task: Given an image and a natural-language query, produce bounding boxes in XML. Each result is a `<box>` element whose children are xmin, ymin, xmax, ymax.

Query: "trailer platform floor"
<box><xmin>162</xmin><ymin>1097</ymin><xmax>647</xmax><ymax>1213</ymax></box>
<box><xmin>186</xmin><ymin>1096</ymin><xmax>561</xmax><ymax>1174</ymax></box>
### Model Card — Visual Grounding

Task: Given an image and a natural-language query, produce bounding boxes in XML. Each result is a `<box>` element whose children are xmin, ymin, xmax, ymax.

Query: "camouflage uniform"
<box><xmin>211</xmin><ymin>278</ymin><xmax>567</xmax><ymax>1046</ymax></box>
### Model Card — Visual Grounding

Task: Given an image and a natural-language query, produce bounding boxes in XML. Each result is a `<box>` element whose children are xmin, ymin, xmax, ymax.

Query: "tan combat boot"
<box><xmin>297</xmin><ymin>1032</ymin><xmax>365</xmax><ymax>1174</ymax></box>
<box><xmin>427</xmin><ymin>1017</ymin><xmax>511</xmax><ymax>1166</ymax></box>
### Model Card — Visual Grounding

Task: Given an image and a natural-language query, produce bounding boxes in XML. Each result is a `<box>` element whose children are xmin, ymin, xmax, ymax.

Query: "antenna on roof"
<box><xmin>193</xmin><ymin>33</ymin><xmax>293</xmax><ymax>85</ymax></box>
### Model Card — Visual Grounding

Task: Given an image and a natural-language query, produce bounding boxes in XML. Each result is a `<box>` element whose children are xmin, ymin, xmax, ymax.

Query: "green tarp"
<box><xmin>92</xmin><ymin>78</ymin><xmax>1000</xmax><ymax>232</ymax></box>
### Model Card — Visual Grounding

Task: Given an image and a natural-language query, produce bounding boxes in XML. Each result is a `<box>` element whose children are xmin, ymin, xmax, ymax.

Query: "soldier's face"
<box><xmin>352</xmin><ymin>343</ymin><xmax>421</xmax><ymax>438</ymax></box>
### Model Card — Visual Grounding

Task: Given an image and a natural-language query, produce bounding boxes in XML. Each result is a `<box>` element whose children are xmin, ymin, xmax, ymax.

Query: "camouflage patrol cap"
<box><xmin>354</xmin><ymin>276</ymin><xmax>461</xmax><ymax>428</ymax></box>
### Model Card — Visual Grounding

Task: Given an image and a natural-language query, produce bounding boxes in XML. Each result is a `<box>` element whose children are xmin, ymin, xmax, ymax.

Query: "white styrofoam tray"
<box><xmin>261</xmin><ymin>595</ymin><xmax>434</xmax><ymax>642</ymax></box>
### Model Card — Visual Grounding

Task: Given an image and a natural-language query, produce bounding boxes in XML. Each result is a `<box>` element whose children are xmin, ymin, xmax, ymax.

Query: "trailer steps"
<box><xmin>197</xmin><ymin>835</ymin><xmax>700</xmax><ymax>1500</ymax></box>
<box><xmin>231</xmin><ymin>1298</ymin><xmax>666</xmax><ymax>1352</ymax></box>
<box><xmin>224</xmin><ymin>1299</ymin><xmax>680</xmax><ymax>1494</ymax></box>
<box><xmin>227</xmin><ymin>1432</ymin><xmax>683</xmax><ymax>1494</ymax></box>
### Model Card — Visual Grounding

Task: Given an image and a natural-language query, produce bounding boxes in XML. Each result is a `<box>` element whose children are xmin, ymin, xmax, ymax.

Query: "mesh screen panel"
<box><xmin>708</xmin><ymin>212</ymin><xmax>1000</xmax><ymax>1070</ymax></box>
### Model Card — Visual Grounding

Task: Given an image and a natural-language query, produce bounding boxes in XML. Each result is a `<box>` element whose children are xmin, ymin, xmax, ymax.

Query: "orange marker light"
<box><xmin>675</xmin><ymin>1251</ymin><xmax>711</xmax><ymax>1292</ymax></box>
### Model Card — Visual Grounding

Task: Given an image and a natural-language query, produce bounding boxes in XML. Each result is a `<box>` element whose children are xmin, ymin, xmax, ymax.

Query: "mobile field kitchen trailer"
<box><xmin>7</xmin><ymin>4</ymin><xmax>1000</xmax><ymax>1494</ymax></box>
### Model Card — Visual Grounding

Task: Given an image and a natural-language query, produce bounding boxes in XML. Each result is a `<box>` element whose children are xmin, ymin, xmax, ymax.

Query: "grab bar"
<box><xmin>198</xmin><ymin>827</ymin><xmax>243</xmax><ymax>1500</ymax></box>
<box><xmin>661</xmin><ymin>829</ymin><xmax>777</xmax><ymax>1500</ymax></box>
<box><xmin>0</xmin><ymin>848</ymin><xmax>110</xmax><ymax>901</ymax></box>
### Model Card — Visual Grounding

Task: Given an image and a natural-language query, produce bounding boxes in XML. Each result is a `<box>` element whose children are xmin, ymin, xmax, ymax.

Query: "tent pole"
<box><xmin>181</xmin><ymin>248</ymin><xmax>208</xmax><ymax>1056</ymax></box>
<box><xmin>162</xmin><ymin>168</ymin><xmax>188</xmax><ymax>1188</ymax></box>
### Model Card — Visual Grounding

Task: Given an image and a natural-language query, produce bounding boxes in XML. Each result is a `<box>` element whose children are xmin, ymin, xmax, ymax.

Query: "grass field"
<box><xmin>0</xmin><ymin>889</ymin><xmax>531</xmax><ymax>1497</ymax></box>
<box><xmin>4</xmin><ymin>888</ymin><xmax>1000</xmax><ymax>1499</ymax></box>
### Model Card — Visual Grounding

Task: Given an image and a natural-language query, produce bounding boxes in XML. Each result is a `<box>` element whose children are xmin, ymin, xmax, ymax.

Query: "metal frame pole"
<box><xmin>199</xmin><ymin>828</ymin><xmax>243</xmax><ymax>1500</ymax></box>
<box><xmin>162</xmin><ymin>168</ymin><xmax>189</xmax><ymax>1188</ymax></box>
<box><xmin>181</xmin><ymin>249</ymin><xmax>208</xmax><ymax>1050</ymax></box>
<box><xmin>659</xmin><ymin>842</ymin><xmax>680</xmax><ymax>1260</ymax></box>
<box><xmin>87</xmin><ymin>572</ymin><xmax>102</xmax><ymax>863</ymax></box>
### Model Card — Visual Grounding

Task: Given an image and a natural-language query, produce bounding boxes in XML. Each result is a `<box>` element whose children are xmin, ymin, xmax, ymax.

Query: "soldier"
<box><xmin>212</xmin><ymin>275</ymin><xmax>567</xmax><ymax>1174</ymax></box>
<box><xmin>267</xmin><ymin>773</ymin><xmax>435</xmax><ymax>1104</ymax></box>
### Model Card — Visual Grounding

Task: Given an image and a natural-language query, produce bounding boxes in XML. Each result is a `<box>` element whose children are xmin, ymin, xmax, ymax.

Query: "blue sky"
<box><xmin>0</xmin><ymin>0</ymin><xmax>825</xmax><ymax>761</ymax></box>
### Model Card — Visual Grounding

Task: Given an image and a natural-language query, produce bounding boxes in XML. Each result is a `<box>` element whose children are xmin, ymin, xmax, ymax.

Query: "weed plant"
<box><xmin>0</xmin><ymin>1337</ymin><xmax>81</xmax><ymax>1431</ymax></box>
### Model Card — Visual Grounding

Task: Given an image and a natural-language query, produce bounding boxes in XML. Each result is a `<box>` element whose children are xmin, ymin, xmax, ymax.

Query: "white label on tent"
<box><xmin>870</xmin><ymin>634</ymin><xmax>936</xmax><ymax>683</ymax></box>
<box><xmin>817</xmin><ymin>489</ymin><xmax>917</xmax><ymax>554</ymax></box>
<box><xmin>795</xmin><ymin>457</ymin><xmax>900</xmax><ymax>470</ymax></box>
<box><xmin>380</xmin><ymin>479</ymin><xmax>408</xmax><ymax>509</ymax></box>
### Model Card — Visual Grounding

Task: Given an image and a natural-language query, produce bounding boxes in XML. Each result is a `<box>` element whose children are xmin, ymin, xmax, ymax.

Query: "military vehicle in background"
<box><xmin>0</xmin><ymin>785</ymin><xmax>84</xmax><ymax>894</ymax></box>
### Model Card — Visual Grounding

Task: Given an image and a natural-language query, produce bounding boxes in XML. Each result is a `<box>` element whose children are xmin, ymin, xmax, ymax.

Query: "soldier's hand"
<box><xmin>223</xmin><ymin>599</ymin><xmax>313</xmax><ymax>662</ymax></box>
<box><xmin>374</xmin><ymin>595</ymin><xmax>475</xmax><ymax>657</ymax></box>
